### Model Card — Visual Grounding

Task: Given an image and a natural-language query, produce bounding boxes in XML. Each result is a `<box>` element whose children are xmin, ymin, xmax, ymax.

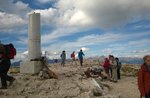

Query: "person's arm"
<box><xmin>82</xmin><ymin>52</ymin><xmax>85</xmax><ymax>56</ymax></box>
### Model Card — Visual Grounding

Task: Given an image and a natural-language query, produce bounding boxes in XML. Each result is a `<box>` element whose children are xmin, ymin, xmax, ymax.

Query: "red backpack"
<box><xmin>4</xmin><ymin>43</ymin><xmax>16</xmax><ymax>59</ymax></box>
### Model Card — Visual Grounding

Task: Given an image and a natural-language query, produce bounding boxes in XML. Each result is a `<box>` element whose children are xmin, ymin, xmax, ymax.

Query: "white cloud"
<box><xmin>102</xmin><ymin>48</ymin><xmax>113</xmax><ymax>54</ymax></box>
<box><xmin>41</xmin><ymin>31</ymin><xmax>150</xmax><ymax>51</ymax></box>
<box><xmin>132</xmin><ymin>50</ymin><xmax>150</xmax><ymax>53</ymax></box>
<box><xmin>128</xmin><ymin>39</ymin><xmax>150</xmax><ymax>46</ymax></box>
<box><xmin>0</xmin><ymin>0</ymin><xmax>31</xmax><ymax>32</ymax></box>
<box><xmin>80</xmin><ymin>47</ymin><xmax>89</xmax><ymax>52</ymax></box>
<box><xmin>31</xmin><ymin>0</ymin><xmax>150</xmax><ymax>43</ymax></box>
<box><xmin>69</xmin><ymin>10</ymin><xmax>93</xmax><ymax>26</ymax></box>
<box><xmin>0</xmin><ymin>12</ymin><xmax>26</xmax><ymax>32</ymax></box>
<box><xmin>37</xmin><ymin>0</ymin><xmax>56</xmax><ymax>4</ymax></box>
<box><xmin>34</xmin><ymin>8</ymin><xmax>58</xmax><ymax>26</ymax></box>
<box><xmin>0</xmin><ymin>0</ymin><xmax>30</xmax><ymax>16</ymax></box>
<box><xmin>52</xmin><ymin>0</ymin><xmax>150</xmax><ymax>28</ymax></box>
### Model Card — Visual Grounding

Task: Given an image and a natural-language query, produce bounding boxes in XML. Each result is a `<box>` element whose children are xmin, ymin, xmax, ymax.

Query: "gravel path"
<box><xmin>102</xmin><ymin>76</ymin><xmax>140</xmax><ymax>98</ymax></box>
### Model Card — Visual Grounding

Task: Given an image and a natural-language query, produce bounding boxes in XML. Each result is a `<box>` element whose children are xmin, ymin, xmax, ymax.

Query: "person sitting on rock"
<box><xmin>84</xmin><ymin>66</ymin><xmax>107</xmax><ymax>79</ymax></box>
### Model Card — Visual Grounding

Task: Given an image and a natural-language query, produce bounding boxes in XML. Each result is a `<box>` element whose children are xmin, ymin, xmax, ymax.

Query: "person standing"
<box><xmin>109</xmin><ymin>55</ymin><xmax>117</xmax><ymax>82</ymax></box>
<box><xmin>71</xmin><ymin>51</ymin><xmax>76</xmax><ymax>65</ymax></box>
<box><xmin>78</xmin><ymin>49</ymin><xmax>85</xmax><ymax>66</ymax></box>
<box><xmin>138</xmin><ymin>55</ymin><xmax>150</xmax><ymax>98</ymax></box>
<box><xmin>60</xmin><ymin>50</ymin><xmax>66</xmax><ymax>66</ymax></box>
<box><xmin>103</xmin><ymin>58</ymin><xmax>110</xmax><ymax>80</ymax></box>
<box><xmin>108</xmin><ymin>55</ymin><xmax>113</xmax><ymax>78</ymax></box>
<box><xmin>115</xmin><ymin>57</ymin><xmax>122</xmax><ymax>80</ymax></box>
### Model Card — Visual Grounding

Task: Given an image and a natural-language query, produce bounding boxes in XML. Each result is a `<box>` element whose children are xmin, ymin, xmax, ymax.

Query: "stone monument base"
<box><xmin>20</xmin><ymin>61</ymin><xmax>42</xmax><ymax>74</ymax></box>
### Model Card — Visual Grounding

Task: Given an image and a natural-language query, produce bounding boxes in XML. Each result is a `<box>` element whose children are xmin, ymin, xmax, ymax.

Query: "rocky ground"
<box><xmin>0</xmin><ymin>61</ymin><xmax>140</xmax><ymax>98</ymax></box>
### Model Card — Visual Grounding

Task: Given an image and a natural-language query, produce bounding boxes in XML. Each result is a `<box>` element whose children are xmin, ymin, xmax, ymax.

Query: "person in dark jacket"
<box><xmin>60</xmin><ymin>50</ymin><xmax>66</xmax><ymax>66</ymax></box>
<box><xmin>0</xmin><ymin>53</ymin><xmax>15</xmax><ymax>89</ymax></box>
<box><xmin>115</xmin><ymin>57</ymin><xmax>122</xmax><ymax>79</ymax></box>
<box><xmin>78</xmin><ymin>49</ymin><xmax>85</xmax><ymax>66</ymax></box>
<box><xmin>138</xmin><ymin>55</ymin><xmax>150</xmax><ymax>98</ymax></box>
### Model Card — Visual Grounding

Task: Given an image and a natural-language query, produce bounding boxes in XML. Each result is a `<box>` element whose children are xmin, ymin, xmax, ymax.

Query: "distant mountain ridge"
<box><xmin>119</xmin><ymin>57</ymin><xmax>143</xmax><ymax>64</ymax></box>
<box><xmin>11</xmin><ymin>57</ymin><xmax>143</xmax><ymax>67</ymax></box>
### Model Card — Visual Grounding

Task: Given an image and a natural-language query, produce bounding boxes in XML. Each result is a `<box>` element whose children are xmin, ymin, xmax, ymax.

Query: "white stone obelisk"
<box><xmin>28</xmin><ymin>12</ymin><xmax>41</xmax><ymax>60</ymax></box>
<box><xmin>20</xmin><ymin>12</ymin><xmax>42</xmax><ymax>74</ymax></box>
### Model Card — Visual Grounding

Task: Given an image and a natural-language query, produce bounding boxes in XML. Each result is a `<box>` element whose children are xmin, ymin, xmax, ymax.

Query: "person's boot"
<box><xmin>9</xmin><ymin>77</ymin><xmax>15</xmax><ymax>86</ymax></box>
<box><xmin>0</xmin><ymin>86</ymin><xmax>7</xmax><ymax>89</ymax></box>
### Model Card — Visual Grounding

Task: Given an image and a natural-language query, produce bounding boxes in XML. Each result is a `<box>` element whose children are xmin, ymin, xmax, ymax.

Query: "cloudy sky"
<box><xmin>0</xmin><ymin>0</ymin><xmax>150</xmax><ymax>61</ymax></box>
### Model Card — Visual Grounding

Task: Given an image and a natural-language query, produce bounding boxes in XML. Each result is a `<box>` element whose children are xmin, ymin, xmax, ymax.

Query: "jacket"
<box><xmin>60</xmin><ymin>53</ymin><xmax>66</xmax><ymax>60</ymax></box>
<box><xmin>138</xmin><ymin>64</ymin><xmax>150</xmax><ymax>96</ymax></box>
<box><xmin>78</xmin><ymin>51</ymin><xmax>84</xmax><ymax>59</ymax></box>
<box><xmin>103</xmin><ymin>58</ymin><xmax>110</xmax><ymax>69</ymax></box>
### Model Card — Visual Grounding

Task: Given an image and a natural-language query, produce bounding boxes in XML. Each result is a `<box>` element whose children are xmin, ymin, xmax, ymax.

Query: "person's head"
<box><xmin>109</xmin><ymin>55</ymin><xmax>114</xmax><ymax>60</ymax></box>
<box><xmin>104</xmin><ymin>58</ymin><xmax>108</xmax><ymax>61</ymax></box>
<box><xmin>80</xmin><ymin>49</ymin><xmax>82</xmax><ymax>52</ymax></box>
<box><xmin>115</xmin><ymin>57</ymin><xmax>119</xmax><ymax>61</ymax></box>
<box><xmin>62</xmin><ymin>50</ymin><xmax>65</xmax><ymax>53</ymax></box>
<box><xmin>109</xmin><ymin>55</ymin><xmax>112</xmax><ymax>59</ymax></box>
<box><xmin>143</xmin><ymin>55</ymin><xmax>150</xmax><ymax>67</ymax></box>
<box><xmin>9</xmin><ymin>43</ymin><xmax>14</xmax><ymax>48</ymax></box>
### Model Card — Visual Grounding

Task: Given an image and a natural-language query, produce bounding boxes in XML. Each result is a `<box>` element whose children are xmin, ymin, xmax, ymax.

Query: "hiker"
<box><xmin>0</xmin><ymin>43</ymin><xmax>16</xmax><ymax>89</ymax></box>
<box><xmin>138</xmin><ymin>55</ymin><xmax>150</xmax><ymax>98</ymax></box>
<box><xmin>103</xmin><ymin>58</ymin><xmax>110</xmax><ymax>80</ymax></box>
<box><xmin>109</xmin><ymin>55</ymin><xmax>117</xmax><ymax>82</ymax></box>
<box><xmin>115</xmin><ymin>57</ymin><xmax>122</xmax><ymax>79</ymax></box>
<box><xmin>78</xmin><ymin>49</ymin><xmax>85</xmax><ymax>66</ymax></box>
<box><xmin>108</xmin><ymin>55</ymin><xmax>113</xmax><ymax>78</ymax></box>
<box><xmin>60</xmin><ymin>50</ymin><xmax>66</xmax><ymax>66</ymax></box>
<box><xmin>71</xmin><ymin>51</ymin><xmax>76</xmax><ymax>65</ymax></box>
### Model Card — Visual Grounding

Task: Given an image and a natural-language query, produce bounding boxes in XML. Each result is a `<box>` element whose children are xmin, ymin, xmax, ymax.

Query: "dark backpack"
<box><xmin>71</xmin><ymin>53</ymin><xmax>73</xmax><ymax>58</ymax></box>
<box><xmin>4</xmin><ymin>43</ymin><xmax>16</xmax><ymax>59</ymax></box>
<box><xmin>0</xmin><ymin>44</ymin><xmax>5</xmax><ymax>54</ymax></box>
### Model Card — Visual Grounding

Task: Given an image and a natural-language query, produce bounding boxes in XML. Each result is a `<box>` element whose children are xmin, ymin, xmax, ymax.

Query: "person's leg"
<box><xmin>109</xmin><ymin>67</ymin><xmax>112</xmax><ymax>78</ymax></box>
<box><xmin>111</xmin><ymin>68</ymin><xmax>114</xmax><ymax>81</ymax></box>
<box><xmin>118</xmin><ymin>69</ymin><xmax>121</xmax><ymax>79</ymax></box>
<box><xmin>145</xmin><ymin>92</ymin><xmax>150</xmax><ymax>98</ymax></box>
<box><xmin>114</xmin><ymin>68</ymin><xmax>118</xmax><ymax>82</ymax></box>
<box><xmin>0</xmin><ymin>73</ymin><xmax>7</xmax><ymax>89</ymax></box>
<box><xmin>62</xmin><ymin>59</ymin><xmax>65</xmax><ymax>66</ymax></box>
<box><xmin>111</xmin><ymin>68</ymin><xmax>117</xmax><ymax>82</ymax></box>
<box><xmin>117</xmin><ymin>68</ymin><xmax>120</xmax><ymax>79</ymax></box>
<box><xmin>5</xmin><ymin>62</ymin><xmax>15</xmax><ymax>82</ymax></box>
<box><xmin>105</xmin><ymin>69</ymin><xmax>110</xmax><ymax>80</ymax></box>
<box><xmin>81</xmin><ymin>58</ymin><xmax>83</xmax><ymax>66</ymax></box>
<box><xmin>79</xmin><ymin>59</ymin><xmax>82</xmax><ymax>66</ymax></box>
<box><xmin>0</xmin><ymin>65</ymin><xmax>9</xmax><ymax>88</ymax></box>
<box><xmin>61</xmin><ymin>59</ymin><xmax>63</xmax><ymax>66</ymax></box>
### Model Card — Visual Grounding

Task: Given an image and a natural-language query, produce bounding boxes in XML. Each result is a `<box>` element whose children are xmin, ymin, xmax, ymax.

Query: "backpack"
<box><xmin>71</xmin><ymin>53</ymin><xmax>73</xmax><ymax>58</ymax></box>
<box><xmin>0</xmin><ymin>44</ymin><xmax>5</xmax><ymax>54</ymax></box>
<box><xmin>71</xmin><ymin>54</ymin><xmax>72</xmax><ymax>58</ymax></box>
<box><xmin>4</xmin><ymin>43</ymin><xmax>16</xmax><ymax>59</ymax></box>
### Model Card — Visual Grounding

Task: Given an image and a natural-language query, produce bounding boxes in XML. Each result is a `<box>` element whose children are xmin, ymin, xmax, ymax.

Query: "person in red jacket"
<box><xmin>103</xmin><ymin>58</ymin><xmax>110</xmax><ymax>80</ymax></box>
<box><xmin>138</xmin><ymin>55</ymin><xmax>150</xmax><ymax>98</ymax></box>
<box><xmin>71</xmin><ymin>51</ymin><xmax>77</xmax><ymax>65</ymax></box>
